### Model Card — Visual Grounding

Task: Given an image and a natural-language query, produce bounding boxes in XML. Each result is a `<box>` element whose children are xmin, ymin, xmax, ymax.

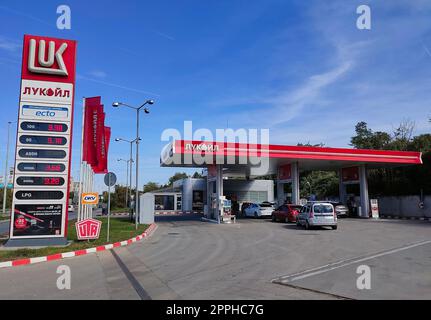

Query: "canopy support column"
<box><xmin>359</xmin><ymin>164</ymin><xmax>370</xmax><ymax>218</ymax></box>
<box><xmin>339</xmin><ymin>169</ymin><xmax>347</xmax><ymax>204</ymax></box>
<box><xmin>291</xmin><ymin>162</ymin><xmax>300</xmax><ymax>205</ymax></box>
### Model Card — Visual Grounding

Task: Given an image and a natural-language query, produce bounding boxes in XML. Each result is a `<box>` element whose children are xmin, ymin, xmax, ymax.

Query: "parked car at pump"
<box><xmin>240</xmin><ymin>202</ymin><xmax>252</xmax><ymax>217</ymax></box>
<box><xmin>330</xmin><ymin>202</ymin><xmax>349</xmax><ymax>218</ymax></box>
<box><xmin>297</xmin><ymin>202</ymin><xmax>337</xmax><ymax>230</ymax></box>
<box><xmin>244</xmin><ymin>202</ymin><xmax>275</xmax><ymax>218</ymax></box>
<box><xmin>272</xmin><ymin>204</ymin><xmax>303</xmax><ymax>223</ymax></box>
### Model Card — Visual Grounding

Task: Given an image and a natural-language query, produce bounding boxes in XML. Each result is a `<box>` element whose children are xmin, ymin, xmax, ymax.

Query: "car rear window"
<box><xmin>313</xmin><ymin>204</ymin><xmax>333</xmax><ymax>213</ymax></box>
<box><xmin>260</xmin><ymin>203</ymin><xmax>273</xmax><ymax>207</ymax></box>
<box><xmin>290</xmin><ymin>206</ymin><xmax>302</xmax><ymax>210</ymax></box>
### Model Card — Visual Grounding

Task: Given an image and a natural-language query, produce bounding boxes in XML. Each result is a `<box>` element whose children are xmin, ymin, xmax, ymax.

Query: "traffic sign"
<box><xmin>104</xmin><ymin>172</ymin><xmax>117</xmax><ymax>187</ymax></box>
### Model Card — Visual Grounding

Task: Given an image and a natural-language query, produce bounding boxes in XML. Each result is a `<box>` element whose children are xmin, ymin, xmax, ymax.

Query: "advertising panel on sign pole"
<box><xmin>7</xmin><ymin>35</ymin><xmax>76</xmax><ymax>244</ymax></box>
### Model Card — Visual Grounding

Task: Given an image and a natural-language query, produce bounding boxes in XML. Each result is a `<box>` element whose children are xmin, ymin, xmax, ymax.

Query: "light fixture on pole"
<box><xmin>112</xmin><ymin>100</ymin><xmax>154</xmax><ymax>229</ymax></box>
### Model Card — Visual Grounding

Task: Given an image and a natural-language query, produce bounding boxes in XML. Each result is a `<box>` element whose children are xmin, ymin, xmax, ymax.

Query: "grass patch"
<box><xmin>0</xmin><ymin>215</ymin><xmax>10</xmax><ymax>221</ymax></box>
<box><xmin>110</xmin><ymin>207</ymin><xmax>131</xmax><ymax>213</ymax></box>
<box><xmin>0</xmin><ymin>217</ymin><xmax>149</xmax><ymax>262</ymax></box>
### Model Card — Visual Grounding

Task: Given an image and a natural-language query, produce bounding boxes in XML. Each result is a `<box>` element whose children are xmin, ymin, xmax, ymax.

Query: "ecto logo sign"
<box><xmin>82</xmin><ymin>193</ymin><xmax>99</xmax><ymax>205</ymax></box>
<box><xmin>28</xmin><ymin>39</ymin><xmax>68</xmax><ymax>76</ymax></box>
<box><xmin>21</xmin><ymin>105</ymin><xmax>69</xmax><ymax>119</ymax></box>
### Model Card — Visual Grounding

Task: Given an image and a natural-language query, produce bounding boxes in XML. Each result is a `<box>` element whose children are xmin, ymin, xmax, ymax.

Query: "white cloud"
<box><xmin>88</xmin><ymin>70</ymin><xmax>107</xmax><ymax>78</ymax></box>
<box><xmin>0</xmin><ymin>36</ymin><xmax>21</xmax><ymax>52</ymax></box>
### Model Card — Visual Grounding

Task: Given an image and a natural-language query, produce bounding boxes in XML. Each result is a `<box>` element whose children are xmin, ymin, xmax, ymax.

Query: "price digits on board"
<box><xmin>21</xmin><ymin>122</ymin><xmax>68</xmax><ymax>132</ymax></box>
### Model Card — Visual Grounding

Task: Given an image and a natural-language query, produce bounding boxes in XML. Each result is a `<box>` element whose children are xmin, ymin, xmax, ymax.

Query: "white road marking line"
<box><xmin>274</xmin><ymin>239</ymin><xmax>431</xmax><ymax>283</ymax></box>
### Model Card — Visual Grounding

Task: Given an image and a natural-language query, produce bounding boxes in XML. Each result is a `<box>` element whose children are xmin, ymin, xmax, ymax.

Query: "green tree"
<box><xmin>192</xmin><ymin>171</ymin><xmax>203</xmax><ymax>179</ymax></box>
<box><xmin>144</xmin><ymin>182</ymin><xmax>160</xmax><ymax>193</ymax></box>
<box><xmin>167</xmin><ymin>172</ymin><xmax>189</xmax><ymax>185</ymax></box>
<box><xmin>350</xmin><ymin>121</ymin><xmax>431</xmax><ymax>196</ymax></box>
<box><xmin>300</xmin><ymin>171</ymin><xmax>338</xmax><ymax>199</ymax></box>
<box><xmin>350</xmin><ymin>122</ymin><xmax>391</xmax><ymax>150</ymax></box>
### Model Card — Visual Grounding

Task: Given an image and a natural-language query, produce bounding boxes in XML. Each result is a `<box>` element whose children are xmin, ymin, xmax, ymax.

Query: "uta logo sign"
<box><xmin>75</xmin><ymin>219</ymin><xmax>102</xmax><ymax>240</ymax></box>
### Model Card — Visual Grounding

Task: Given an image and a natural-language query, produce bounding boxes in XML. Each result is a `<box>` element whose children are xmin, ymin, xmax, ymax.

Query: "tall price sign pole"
<box><xmin>6</xmin><ymin>35</ymin><xmax>77</xmax><ymax>247</ymax></box>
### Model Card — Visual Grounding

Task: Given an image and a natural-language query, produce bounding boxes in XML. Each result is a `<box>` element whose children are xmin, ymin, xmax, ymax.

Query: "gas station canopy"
<box><xmin>161</xmin><ymin>140</ymin><xmax>423</xmax><ymax>175</ymax></box>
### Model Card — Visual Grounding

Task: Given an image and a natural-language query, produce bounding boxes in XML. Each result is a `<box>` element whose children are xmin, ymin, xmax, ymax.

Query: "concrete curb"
<box><xmin>379</xmin><ymin>215</ymin><xmax>430</xmax><ymax>221</ymax></box>
<box><xmin>0</xmin><ymin>223</ymin><xmax>157</xmax><ymax>269</ymax></box>
<box><xmin>155</xmin><ymin>211</ymin><xmax>203</xmax><ymax>215</ymax></box>
<box><xmin>201</xmin><ymin>217</ymin><xmax>219</xmax><ymax>224</ymax></box>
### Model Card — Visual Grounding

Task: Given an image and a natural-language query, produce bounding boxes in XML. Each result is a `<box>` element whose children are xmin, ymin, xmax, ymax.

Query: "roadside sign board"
<box><xmin>9</xmin><ymin>35</ymin><xmax>77</xmax><ymax>240</ymax></box>
<box><xmin>104</xmin><ymin>172</ymin><xmax>117</xmax><ymax>187</ymax></box>
<box><xmin>12</xmin><ymin>204</ymin><xmax>64</xmax><ymax>237</ymax></box>
<box><xmin>75</xmin><ymin>218</ymin><xmax>102</xmax><ymax>240</ymax></box>
<box><xmin>82</xmin><ymin>193</ymin><xmax>99</xmax><ymax>205</ymax></box>
<box><xmin>370</xmin><ymin>199</ymin><xmax>379</xmax><ymax>219</ymax></box>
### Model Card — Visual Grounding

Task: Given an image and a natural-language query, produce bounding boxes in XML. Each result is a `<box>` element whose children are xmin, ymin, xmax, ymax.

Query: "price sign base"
<box><xmin>4</xmin><ymin>237</ymin><xmax>69</xmax><ymax>248</ymax></box>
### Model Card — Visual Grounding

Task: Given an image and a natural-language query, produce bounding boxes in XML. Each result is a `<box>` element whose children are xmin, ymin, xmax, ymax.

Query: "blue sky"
<box><xmin>1</xmin><ymin>0</ymin><xmax>431</xmax><ymax>191</ymax></box>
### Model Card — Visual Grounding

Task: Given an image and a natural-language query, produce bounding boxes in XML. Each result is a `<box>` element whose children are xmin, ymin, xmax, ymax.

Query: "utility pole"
<box><xmin>2</xmin><ymin>121</ymin><xmax>13</xmax><ymax>214</ymax></box>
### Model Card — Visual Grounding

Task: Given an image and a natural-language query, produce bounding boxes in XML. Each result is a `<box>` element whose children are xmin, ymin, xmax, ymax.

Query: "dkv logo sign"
<box><xmin>28</xmin><ymin>39</ymin><xmax>68</xmax><ymax>76</ymax></box>
<box><xmin>81</xmin><ymin>193</ymin><xmax>99</xmax><ymax>205</ymax></box>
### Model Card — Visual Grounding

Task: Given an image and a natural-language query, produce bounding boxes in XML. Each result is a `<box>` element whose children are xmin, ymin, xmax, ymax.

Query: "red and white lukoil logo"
<box><xmin>21</xmin><ymin>35</ymin><xmax>77</xmax><ymax>84</ymax></box>
<box><xmin>28</xmin><ymin>39</ymin><xmax>68</xmax><ymax>76</ymax></box>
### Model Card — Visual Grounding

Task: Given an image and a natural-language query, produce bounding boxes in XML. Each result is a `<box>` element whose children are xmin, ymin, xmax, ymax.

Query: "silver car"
<box><xmin>297</xmin><ymin>202</ymin><xmax>337</xmax><ymax>230</ymax></box>
<box><xmin>331</xmin><ymin>202</ymin><xmax>349</xmax><ymax>218</ymax></box>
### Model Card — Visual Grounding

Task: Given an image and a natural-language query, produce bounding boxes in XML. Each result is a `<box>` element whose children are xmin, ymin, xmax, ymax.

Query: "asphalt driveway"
<box><xmin>0</xmin><ymin>216</ymin><xmax>430</xmax><ymax>299</ymax></box>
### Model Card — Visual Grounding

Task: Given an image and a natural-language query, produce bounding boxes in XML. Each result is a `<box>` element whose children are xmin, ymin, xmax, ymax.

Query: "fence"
<box><xmin>377</xmin><ymin>195</ymin><xmax>431</xmax><ymax>218</ymax></box>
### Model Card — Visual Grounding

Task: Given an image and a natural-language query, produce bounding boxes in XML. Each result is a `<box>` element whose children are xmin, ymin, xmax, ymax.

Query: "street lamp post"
<box><xmin>113</xmin><ymin>100</ymin><xmax>154</xmax><ymax>230</ymax></box>
<box><xmin>3</xmin><ymin>121</ymin><xmax>15</xmax><ymax>215</ymax></box>
<box><xmin>117</xmin><ymin>159</ymin><xmax>130</xmax><ymax>208</ymax></box>
<box><xmin>305</xmin><ymin>181</ymin><xmax>312</xmax><ymax>198</ymax></box>
<box><xmin>115</xmin><ymin>137</ymin><xmax>136</xmax><ymax>220</ymax></box>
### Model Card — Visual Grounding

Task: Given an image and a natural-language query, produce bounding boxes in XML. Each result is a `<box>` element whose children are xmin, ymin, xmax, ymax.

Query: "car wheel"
<box><xmin>332</xmin><ymin>225</ymin><xmax>338</xmax><ymax>230</ymax></box>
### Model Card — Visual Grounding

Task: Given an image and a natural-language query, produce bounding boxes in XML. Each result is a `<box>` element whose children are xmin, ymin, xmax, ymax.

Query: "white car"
<box><xmin>297</xmin><ymin>202</ymin><xmax>337</xmax><ymax>229</ymax></box>
<box><xmin>244</xmin><ymin>202</ymin><xmax>275</xmax><ymax>218</ymax></box>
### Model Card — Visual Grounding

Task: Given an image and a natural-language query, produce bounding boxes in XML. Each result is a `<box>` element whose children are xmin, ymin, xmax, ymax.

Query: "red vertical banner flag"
<box><xmin>82</xmin><ymin>97</ymin><xmax>110</xmax><ymax>173</ymax></box>
<box><xmin>94</xmin><ymin>109</ymin><xmax>108</xmax><ymax>173</ymax></box>
<box><xmin>82</xmin><ymin>97</ymin><xmax>101</xmax><ymax>166</ymax></box>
